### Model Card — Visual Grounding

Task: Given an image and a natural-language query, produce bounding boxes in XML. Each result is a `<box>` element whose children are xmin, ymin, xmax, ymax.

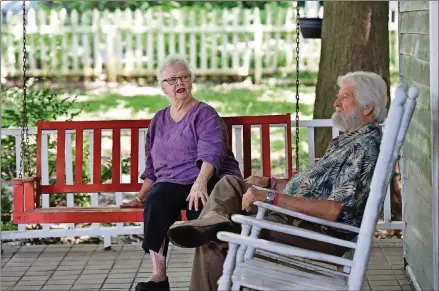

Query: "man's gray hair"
<box><xmin>156</xmin><ymin>54</ymin><xmax>192</xmax><ymax>82</ymax></box>
<box><xmin>337</xmin><ymin>71</ymin><xmax>388</xmax><ymax>122</ymax></box>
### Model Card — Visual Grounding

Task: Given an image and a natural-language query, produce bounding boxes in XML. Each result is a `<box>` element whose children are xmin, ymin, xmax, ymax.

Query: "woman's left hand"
<box><xmin>187</xmin><ymin>180</ymin><xmax>209</xmax><ymax>211</ymax></box>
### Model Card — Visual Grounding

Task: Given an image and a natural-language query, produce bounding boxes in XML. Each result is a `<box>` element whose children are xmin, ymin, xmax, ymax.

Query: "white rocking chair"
<box><xmin>216</xmin><ymin>83</ymin><xmax>419</xmax><ymax>291</ymax></box>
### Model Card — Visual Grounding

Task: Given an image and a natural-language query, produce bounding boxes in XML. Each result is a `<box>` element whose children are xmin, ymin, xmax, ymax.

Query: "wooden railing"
<box><xmin>0</xmin><ymin>119</ymin><xmax>403</xmax><ymax>244</ymax></box>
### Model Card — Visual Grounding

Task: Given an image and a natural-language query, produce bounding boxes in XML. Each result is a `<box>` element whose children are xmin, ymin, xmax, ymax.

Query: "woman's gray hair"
<box><xmin>338</xmin><ymin>71</ymin><xmax>388</xmax><ymax>122</ymax></box>
<box><xmin>156</xmin><ymin>54</ymin><xmax>192</xmax><ymax>82</ymax></box>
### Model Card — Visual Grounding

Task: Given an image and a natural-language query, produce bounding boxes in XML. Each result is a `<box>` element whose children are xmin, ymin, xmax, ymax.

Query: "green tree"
<box><xmin>313</xmin><ymin>2</ymin><xmax>402</xmax><ymax>222</ymax></box>
<box><xmin>1</xmin><ymin>80</ymin><xmax>82</xmax><ymax>230</ymax></box>
<box><xmin>39</xmin><ymin>1</ymin><xmax>292</xmax><ymax>12</ymax></box>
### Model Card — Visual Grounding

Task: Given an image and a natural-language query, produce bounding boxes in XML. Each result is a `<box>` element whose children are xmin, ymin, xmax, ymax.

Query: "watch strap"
<box><xmin>273</xmin><ymin>192</ymin><xmax>280</xmax><ymax>205</ymax></box>
<box><xmin>270</xmin><ymin>177</ymin><xmax>278</xmax><ymax>190</ymax></box>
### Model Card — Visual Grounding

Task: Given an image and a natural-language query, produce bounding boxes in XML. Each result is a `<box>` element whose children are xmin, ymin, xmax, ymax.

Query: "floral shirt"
<box><xmin>283</xmin><ymin>122</ymin><xmax>382</xmax><ymax>234</ymax></box>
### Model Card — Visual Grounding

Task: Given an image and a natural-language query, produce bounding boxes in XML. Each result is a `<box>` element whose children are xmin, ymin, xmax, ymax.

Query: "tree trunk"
<box><xmin>313</xmin><ymin>2</ymin><xmax>402</xmax><ymax>223</ymax></box>
<box><xmin>314</xmin><ymin>1</ymin><xmax>390</xmax><ymax>157</ymax></box>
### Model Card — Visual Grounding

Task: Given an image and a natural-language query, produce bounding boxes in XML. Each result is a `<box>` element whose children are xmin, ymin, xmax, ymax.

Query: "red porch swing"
<box><xmin>11</xmin><ymin>1</ymin><xmax>301</xmax><ymax>226</ymax></box>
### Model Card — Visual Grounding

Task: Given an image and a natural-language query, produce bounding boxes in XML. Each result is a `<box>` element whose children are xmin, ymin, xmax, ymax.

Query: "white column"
<box><xmin>429</xmin><ymin>2</ymin><xmax>439</xmax><ymax>290</ymax></box>
<box><xmin>304</xmin><ymin>1</ymin><xmax>320</xmax><ymax>18</ymax></box>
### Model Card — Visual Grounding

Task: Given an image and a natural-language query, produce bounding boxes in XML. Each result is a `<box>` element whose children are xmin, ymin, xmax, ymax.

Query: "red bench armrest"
<box><xmin>12</xmin><ymin>177</ymin><xmax>41</xmax><ymax>215</ymax></box>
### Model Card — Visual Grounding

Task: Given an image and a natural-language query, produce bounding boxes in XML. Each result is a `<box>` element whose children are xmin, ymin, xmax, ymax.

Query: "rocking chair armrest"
<box><xmin>231</xmin><ymin>214</ymin><xmax>357</xmax><ymax>249</ymax></box>
<box><xmin>253</xmin><ymin>201</ymin><xmax>360</xmax><ymax>233</ymax></box>
<box><xmin>217</xmin><ymin>231</ymin><xmax>353</xmax><ymax>267</ymax></box>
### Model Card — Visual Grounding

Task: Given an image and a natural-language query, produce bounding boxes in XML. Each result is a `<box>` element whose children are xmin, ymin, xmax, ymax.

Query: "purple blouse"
<box><xmin>140</xmin><ymin>102</ymin><xmax>242</xmax><ymax>184</ymax></box>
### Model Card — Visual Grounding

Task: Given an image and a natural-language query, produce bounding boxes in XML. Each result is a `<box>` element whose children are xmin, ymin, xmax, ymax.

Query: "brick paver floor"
<box><xmin>1</xmin><ymin>239</ymin><xmax>414</xmax><ymax>291</ymax></box>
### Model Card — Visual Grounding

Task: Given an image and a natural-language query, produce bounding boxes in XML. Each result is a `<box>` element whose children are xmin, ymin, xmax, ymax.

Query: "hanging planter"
<box><xmin>298</xmin><ymin>18</ymin><xmax>322</xmax><ymax>39</ymax></box>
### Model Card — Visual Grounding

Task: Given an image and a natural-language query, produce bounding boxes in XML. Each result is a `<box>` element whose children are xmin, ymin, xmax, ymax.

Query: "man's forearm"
<box><xmin>272</xmin><ymin>174</ymin><xmax>342</xmax><ymax>220</ymax></box>
<box><xmin>276</xmin><ymin>194</ymin><xmax>342</xmax><ymax>221</ymax></box>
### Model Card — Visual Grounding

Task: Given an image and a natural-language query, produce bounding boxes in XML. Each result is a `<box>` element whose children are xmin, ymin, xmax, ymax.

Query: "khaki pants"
<box><xmin>189</xmin><ymin>175</ymin><xmax>348</xmax><ymax>291</ymax></box>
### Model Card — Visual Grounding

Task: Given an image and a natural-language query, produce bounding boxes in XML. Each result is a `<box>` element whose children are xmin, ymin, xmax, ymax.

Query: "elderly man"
<box><xmin>168</xmin><ymin>71</ymin><xmax>388</xmax><ymax>291</ymax></box>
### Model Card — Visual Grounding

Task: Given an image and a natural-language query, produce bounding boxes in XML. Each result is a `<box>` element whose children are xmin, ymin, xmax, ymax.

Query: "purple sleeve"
<box><xmin>140</xmin><ymin>119</ymin><xmax>157</xmax><ymax>182</ymax></box>
<box><xmin>195</xmin><ymin>106</ymin><xmax>228</xmax><ymax>175</ymax></box>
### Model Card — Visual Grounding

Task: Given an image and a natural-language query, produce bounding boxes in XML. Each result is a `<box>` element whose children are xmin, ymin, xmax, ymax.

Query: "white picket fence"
<box><xmin>1</xmin><ymin>4</ymin><xmax>399</xmax><ymax>83</ymax></box>
<box><xmin>0</xmin><ymin>120</ymin><xmax>402</xmax><ymax>247</ymax></box>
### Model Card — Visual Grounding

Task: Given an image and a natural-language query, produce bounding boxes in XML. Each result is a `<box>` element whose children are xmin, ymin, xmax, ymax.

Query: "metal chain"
<box><xmin>295</xmin><ymin>4</ymin><xmax>300</xmax><ymax>171</ymax></box>
<box><xmin>19</xmin><ymin>0</ymin><xmax>30</xmax><ymax>179</ymax></box>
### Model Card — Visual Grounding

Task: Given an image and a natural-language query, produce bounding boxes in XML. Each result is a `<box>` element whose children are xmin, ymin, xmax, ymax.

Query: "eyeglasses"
<box><xmin>162</xmin><ymin>75</ymin><xmax>192</xmax><ymax>85</ymax></box>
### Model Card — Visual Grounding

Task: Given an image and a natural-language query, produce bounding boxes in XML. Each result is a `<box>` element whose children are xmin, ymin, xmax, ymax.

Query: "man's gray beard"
<box><xmin>331</xmin><ymin>106</ymin><xmax>364</xmax><ymax>132</ymax></box>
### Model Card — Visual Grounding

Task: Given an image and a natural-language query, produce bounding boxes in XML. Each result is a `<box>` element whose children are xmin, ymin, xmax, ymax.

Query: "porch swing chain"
<box><xmin>19</xmin><ymin>0</ymin><xmax>30</xmax><ymax>179</ymax></box>
<box><xmin>295</xmin><ymin>5</ymin><xmax>300</xmax><ymax>171</ymax></box>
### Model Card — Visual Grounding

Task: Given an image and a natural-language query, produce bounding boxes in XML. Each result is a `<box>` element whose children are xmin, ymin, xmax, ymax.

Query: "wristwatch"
<box><xmin>265</xmin><ymin>190</ymin><xmax>276</xmax><ymax>204</ymax></box>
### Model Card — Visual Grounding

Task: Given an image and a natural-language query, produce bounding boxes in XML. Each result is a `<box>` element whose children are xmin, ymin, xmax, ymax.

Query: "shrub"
<box><xmin>1</xmin><ymin>79</ymin><xmax>82</xmax><ymax>230</ymax></box>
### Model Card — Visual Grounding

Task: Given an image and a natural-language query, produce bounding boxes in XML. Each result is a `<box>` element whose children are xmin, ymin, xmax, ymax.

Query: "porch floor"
<box><xmin>1</xmin><ymin>239</ymin><xmax>413</xmax><ymax>291</ymax></box>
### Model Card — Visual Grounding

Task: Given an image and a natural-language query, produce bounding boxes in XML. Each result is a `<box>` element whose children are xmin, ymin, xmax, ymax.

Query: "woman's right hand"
<box><xmin>244</xmin><ymin>176</ymin><xmax>270</xmax><ymax>188</ymax></box>
<box><xmin>121</xmin><ymin>196</ymin><xmax>143</xmax><ymax>208</ymax></box>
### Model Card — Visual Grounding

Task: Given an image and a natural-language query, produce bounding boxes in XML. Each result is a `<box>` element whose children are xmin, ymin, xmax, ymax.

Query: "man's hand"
<box><xmin>242</xmin><ymin>187</ymin><xmax>266</xmax><ymax>212</ymax></box>
<box><xmin>187</xmin><ymin>181</ymin><xmax>209</xmax><ymax>211</ymax></box>
<box><xmin>244</xmin><ymin>176</ymin><xmax>270</xmax><ymax>188</ymax></box>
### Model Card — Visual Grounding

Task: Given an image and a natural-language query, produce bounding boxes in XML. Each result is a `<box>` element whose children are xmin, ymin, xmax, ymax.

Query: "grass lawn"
<box><xmin>67</xmin><ymin>82</ymin><xmax>317</xmax><ymax>176</ymax></box>
<box><xmin>67</xmin><ymin>78</ymin><xmax>397</xmax><ymax>176</ymax></box>
<box><xmin>71</xmin><ymin>82</ymin><xmax>315</xmax><ymax>120</ymax></box>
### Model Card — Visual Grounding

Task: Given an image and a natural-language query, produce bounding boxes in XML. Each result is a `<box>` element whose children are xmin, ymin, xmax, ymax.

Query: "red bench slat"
<box><xmin>38</xmin><ymin>120</ymin><xmax>151</xmax><ymax>130</ymax></box>
<box><xmin>93</xmin><ymin>129</ymin><xmax>102</xmax><ymax>184</ymax></box>
<box><xmin>112</xmin><ymin>128</ymin><xmax>121</xmax><ymax>185</ymax></box>
<box><xmin>36</xmin><ymin>122</ymin><xmax>43</xmax><ymax>208</ymax></box>
<box><xmin>41</xmin><ymin>183</ymin><xmax>142</xmax><ymax>194</ymax></box>
<box><xmin>24</xmin><ymin>181</ymin><xmax>35</xmax><ymax>211</ymax></box>
<box><xmin>286</xmin><ymin>116</ymin><xmax>293</xmax><ymax>177</ymax></box>
<box><xmin>56</xmin><ymin>129</ymin><xmax>66</xmax><ymax>186</ymax></box>
<box><xmin>261</xmin><ymin>124</ymin><xmax>271</xmax><ymax>177</ymax></box>
<box><xmin>222</xmin><ymin>115</ymin><xmax>288</xmax><ymax>124</ymax></box>
<box><xmin>227</xmin><ymin>124</ymin><xmax>233</xmax><ymax>149</ymax></box>
<box><xmin>36</xmin><ymin>121</ymin><xmax>42</xmax><ymax>179</ymax></box>
<box><xmin>131</xmin><ymin>128</ymin><xmax>139</xmax><ymax>184</ymax></box>
<box><xmin>13</xmin><ymin>180</ymin><xmax>25</xmax><ymax>213</ymax></box>
<box><xmin>75</xmin><ymin>129</ymin><xmax>83</xmax><ymax>185</ymax></box>
<box><xmin>26</xmin><ymin>207</ymin><xmax>144</xmax><ymax>223</ymax></box>
<box><xmin>242</xmin><ymin>124</ymin><xmax>252</xmax><ymax>178</ymax></box>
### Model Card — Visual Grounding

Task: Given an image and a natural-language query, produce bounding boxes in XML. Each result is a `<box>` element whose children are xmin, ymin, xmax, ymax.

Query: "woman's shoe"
<box><xmin>135</xmin><ymin>277</ymin><xmax>170</xmax><ymax>291</ymax></box>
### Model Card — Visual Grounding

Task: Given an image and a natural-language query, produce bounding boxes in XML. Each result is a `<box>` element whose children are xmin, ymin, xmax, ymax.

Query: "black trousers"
<box><xmin>142</xmin><ymin>177</ymin><xmax>219</xmax><ymax>256</ymax></box>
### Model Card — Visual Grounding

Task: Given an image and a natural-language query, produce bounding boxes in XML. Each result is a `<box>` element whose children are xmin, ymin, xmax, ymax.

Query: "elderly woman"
<box><xmin>123</xmin><ymin>55</ymin><xmax>242</xmax><ymax>291</ymax></box>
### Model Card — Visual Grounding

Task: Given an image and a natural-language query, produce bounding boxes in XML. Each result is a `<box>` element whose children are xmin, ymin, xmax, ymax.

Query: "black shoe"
<box><xmin>168</xmin><ymin>213</ymin><xmax>235</xmax><ymax>248</ymax></box>
<box><xmin>135</xmin><ymin>277</ymin><xmax>170</xmax><ymax>291</ymax></box>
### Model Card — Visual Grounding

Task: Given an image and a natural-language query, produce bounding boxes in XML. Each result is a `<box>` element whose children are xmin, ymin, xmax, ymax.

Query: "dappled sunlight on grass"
<box><xmin>70</xmin><ymin>82</ymin><xmax>317</xmax><ymax>175</ymax></box>
<box><xmin>72</xmin><ymin>83</ymin><xmax>315</xmax><ymax>120</ymax></box>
